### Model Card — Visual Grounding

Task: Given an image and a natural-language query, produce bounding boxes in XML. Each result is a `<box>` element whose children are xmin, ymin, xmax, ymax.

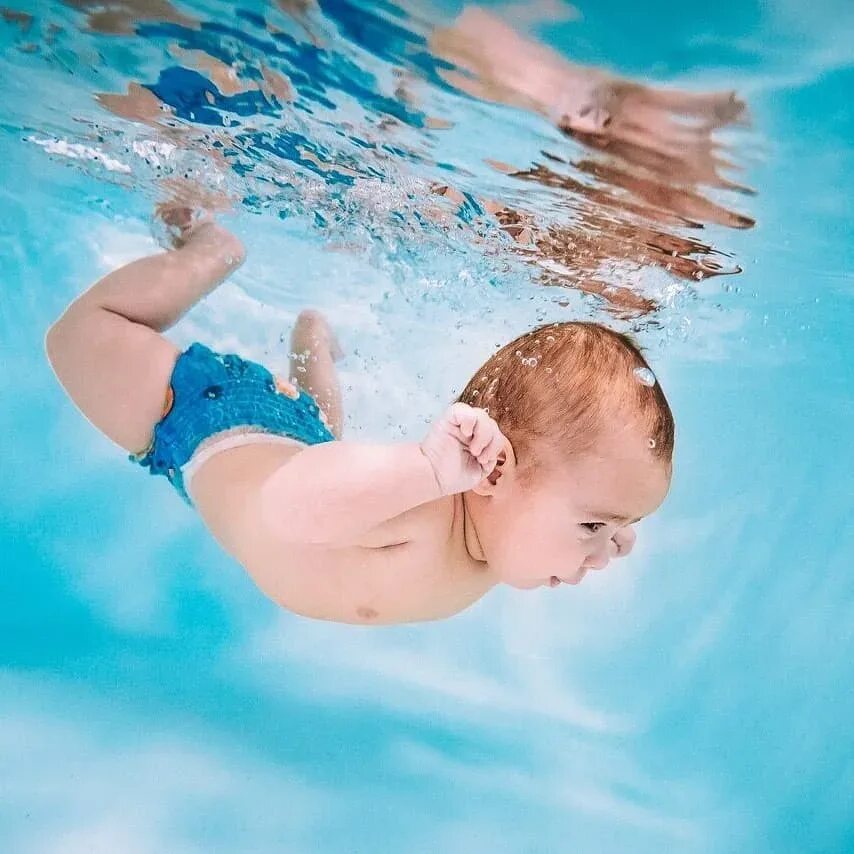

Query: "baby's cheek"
<box><xmin>562</xmin><ymin>543</ymin><xmax>584</xmax><ymax>571</ymax></box>
<box><xmin>535</xmin><ymin>520</ymin><xmax>577</xmax><ymax>566</ymax></box>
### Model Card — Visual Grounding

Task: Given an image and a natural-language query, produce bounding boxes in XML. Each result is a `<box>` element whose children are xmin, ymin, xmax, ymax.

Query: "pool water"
<box><xmin>1</xmin><ymin>1</ymin><xmax>852</xmax><ymax>851</ymax></box>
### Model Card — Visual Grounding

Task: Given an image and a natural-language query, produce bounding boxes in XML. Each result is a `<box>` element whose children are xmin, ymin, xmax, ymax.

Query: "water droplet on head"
<box><xmin>648</xmin><ymin>438</ymin><xmax>656</xmax><ymax>449</ymax></box>
<box><xmin>633</xmin><ymin>367</ymin><xmax>656</xmax><ymax>387</ymax></box>
<box><xmin>546</xmin><ymin>335</ymin><xmax>555</xmax><ymax>343</ymax></box>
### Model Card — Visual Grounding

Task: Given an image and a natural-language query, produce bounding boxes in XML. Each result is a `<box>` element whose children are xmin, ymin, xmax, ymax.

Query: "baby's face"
<box><xmin>479</xmin><ymin>428</ymin><xmax>670</xmax><ymax>589</ymax></box>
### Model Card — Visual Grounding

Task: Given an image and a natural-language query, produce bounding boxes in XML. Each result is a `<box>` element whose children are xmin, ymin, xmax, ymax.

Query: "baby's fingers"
<box><xmin>468</xmin><ymin>413</ymin><xmax>498</xmax><ymax>458</ymax></box>
<box><xmin>478</xmin><ymin>432</ymin><xmax>504</xmax><ymax>470</ymax></box>
<box><xmin>447</xmin><ymin>403</ymin><xmax>479</xmax><ymax>440</ymax></box>
<box><xmin>444</xmin><ymin>403</ymin><xmax>505</xmax><ymax>465</ymax></box>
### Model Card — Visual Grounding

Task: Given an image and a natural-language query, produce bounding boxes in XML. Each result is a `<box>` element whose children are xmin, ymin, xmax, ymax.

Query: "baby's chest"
<box><xmin>324</xmin><ymin>540</ymin><xmax>466</xmax><ymax>624</ymax></box>
<box><xmin>262</xmin><ymin>538</ymin><xmax>475</xmax><ymax>625</ymax></box>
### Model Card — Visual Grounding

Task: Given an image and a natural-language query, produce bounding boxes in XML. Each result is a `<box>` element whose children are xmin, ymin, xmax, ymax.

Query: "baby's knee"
<box><xmin>296</xmin><ymin>308</ymin><xmax>326</xmax><ymax>328</ymax></box>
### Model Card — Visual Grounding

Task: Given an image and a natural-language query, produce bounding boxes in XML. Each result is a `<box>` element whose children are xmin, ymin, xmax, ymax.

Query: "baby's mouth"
<box><xmin>554</xmin><ymin>569</ymin><xmax>588</xmax><ymax>586</ymax></box>
<box><xmin>549</xmin><ymin>569</ymin><xmax>589</xmax><ymax>587</ymax></box>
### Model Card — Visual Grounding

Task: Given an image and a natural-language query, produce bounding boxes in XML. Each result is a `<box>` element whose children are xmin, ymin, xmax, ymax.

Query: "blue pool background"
<box><xmin>1</xmin><ymin>0</ymin><xmax>853</xmax><ymax>851</ymax></box>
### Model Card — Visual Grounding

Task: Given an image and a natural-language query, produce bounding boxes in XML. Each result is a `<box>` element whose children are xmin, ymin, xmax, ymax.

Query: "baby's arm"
<box><xmin>260</xmin><ymin>441</ymin><xmax>441</xmax><ymax>546</ymax></box>
<box><xmin>260</xmin><ymin>403</ymin><xmax>505</xmax><ymax>547</ymax></box>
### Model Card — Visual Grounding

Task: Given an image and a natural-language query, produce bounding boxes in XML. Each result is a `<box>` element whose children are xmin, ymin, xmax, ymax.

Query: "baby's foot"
<box><xmin>153</xmin><ymin>201</ymin><xmax>214</xmax><ymax>249</ymax></box>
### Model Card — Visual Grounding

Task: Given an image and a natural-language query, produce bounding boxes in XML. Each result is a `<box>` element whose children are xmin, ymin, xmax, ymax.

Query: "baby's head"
<box><xmin>457</xmin><ymin>321</ymin><xmax>674</xmax><ymax>589</ymax></box>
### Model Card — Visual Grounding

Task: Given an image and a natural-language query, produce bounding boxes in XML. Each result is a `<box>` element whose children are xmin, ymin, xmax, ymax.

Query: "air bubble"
<box><xmin>648</xmin><ymin>438</ymin><xmax>656</xmax><ymax>449</ymax></box>
<box><xmin>546</xmin><ymin>335</ymin><xmax>555</xmax><ymax>343</ymax></box>
<box><xmin>633</xmin><ymin>367</ymin><xmax>656</xmax><ymax>386</ymax></box>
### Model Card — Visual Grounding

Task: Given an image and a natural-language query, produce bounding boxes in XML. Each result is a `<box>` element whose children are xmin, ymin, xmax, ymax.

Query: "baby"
<box><xmin>45</xmin><ymin>208</ymin><xmax>674</xmax><ymax>625</ymax></box>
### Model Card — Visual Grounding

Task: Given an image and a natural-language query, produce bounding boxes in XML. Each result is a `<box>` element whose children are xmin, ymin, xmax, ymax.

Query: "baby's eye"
<box><xmin>580</xmin><ymin>522</ymin><xmax>606</xmax><ymax>534</ymax></box>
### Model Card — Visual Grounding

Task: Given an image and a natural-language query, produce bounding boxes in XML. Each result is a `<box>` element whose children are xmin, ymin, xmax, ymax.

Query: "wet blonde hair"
<box><xmin>457</xmin><ymin>321</ymin><xmax>674</xmax><ymax>479</ymax></box>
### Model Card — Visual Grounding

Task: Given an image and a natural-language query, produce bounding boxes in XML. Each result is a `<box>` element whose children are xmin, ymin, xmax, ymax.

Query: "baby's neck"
<box><xmin>458</xmin><ymin>493</ymin><xmax>488</xmax><ymax>565</ymax></box>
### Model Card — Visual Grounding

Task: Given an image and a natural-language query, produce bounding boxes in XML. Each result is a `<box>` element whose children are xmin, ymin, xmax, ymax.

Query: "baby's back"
<box><xmin>189</xmin><ymin>442</ymin><xmax>492</xmax><ymax>624</ymax></box>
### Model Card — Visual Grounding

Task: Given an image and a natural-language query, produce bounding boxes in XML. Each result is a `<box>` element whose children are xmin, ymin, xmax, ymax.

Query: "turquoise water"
<box><xmin>2</xmin><ymin>1</ymin><xmax>853</xmax><ymax>851</ymax></box>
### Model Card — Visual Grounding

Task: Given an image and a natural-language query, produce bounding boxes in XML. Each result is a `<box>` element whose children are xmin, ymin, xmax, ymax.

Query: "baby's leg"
<box><xmin>289</xmin><ymin>309</ymin><xmax>344</xmax><ymax>439</ymax></box>
<box><xmin>46</xmin><ymin>217</ymin><xmax>244</xmax><ymax>454</ymax></box>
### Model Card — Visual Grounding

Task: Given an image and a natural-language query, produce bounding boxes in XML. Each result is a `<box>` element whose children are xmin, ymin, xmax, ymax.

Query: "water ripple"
<box><xmin>2</xmin><ymin>0</ymin><xmax>757</xmax><ymax>325</ymax></box>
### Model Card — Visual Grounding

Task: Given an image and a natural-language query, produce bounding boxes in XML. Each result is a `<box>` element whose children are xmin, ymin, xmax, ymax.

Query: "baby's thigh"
<box><xmin>47</xmin><ymin>306</ymin><xmax>180</xmax><ymax>454</ymax></box>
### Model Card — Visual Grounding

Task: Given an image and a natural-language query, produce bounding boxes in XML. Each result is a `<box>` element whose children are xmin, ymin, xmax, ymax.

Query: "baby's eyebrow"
<box><xmin>585</xmin><ymin>510</ymin><xmax>642</xmax><ymax>525</ymax></box>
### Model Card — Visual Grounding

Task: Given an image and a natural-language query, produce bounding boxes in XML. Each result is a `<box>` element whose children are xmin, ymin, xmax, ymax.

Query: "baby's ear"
<box><xmin>471</xmin><ymin>444</ymin><xmax>514</xmax><ymax>496</ymax></box>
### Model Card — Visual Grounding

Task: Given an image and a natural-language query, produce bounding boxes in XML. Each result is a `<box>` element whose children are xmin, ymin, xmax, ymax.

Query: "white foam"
<box><xmin>28</xmin><ymin>135</ymin><xmax>132</xmax><ymax>174</ymax></box>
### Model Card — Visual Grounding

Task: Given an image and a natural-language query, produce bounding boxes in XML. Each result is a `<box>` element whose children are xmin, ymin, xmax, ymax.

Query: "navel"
<box><xmin>356</xmin><ymin>606</ymin><xmax>379</xmax><ymax>621</ymax></box>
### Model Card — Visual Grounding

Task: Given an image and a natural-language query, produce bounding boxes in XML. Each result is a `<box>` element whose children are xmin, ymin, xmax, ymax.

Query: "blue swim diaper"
<box><xmin>130</xmin><ymin>342</ymin><xmax>335</xmax><ymax>504</ymax></box>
